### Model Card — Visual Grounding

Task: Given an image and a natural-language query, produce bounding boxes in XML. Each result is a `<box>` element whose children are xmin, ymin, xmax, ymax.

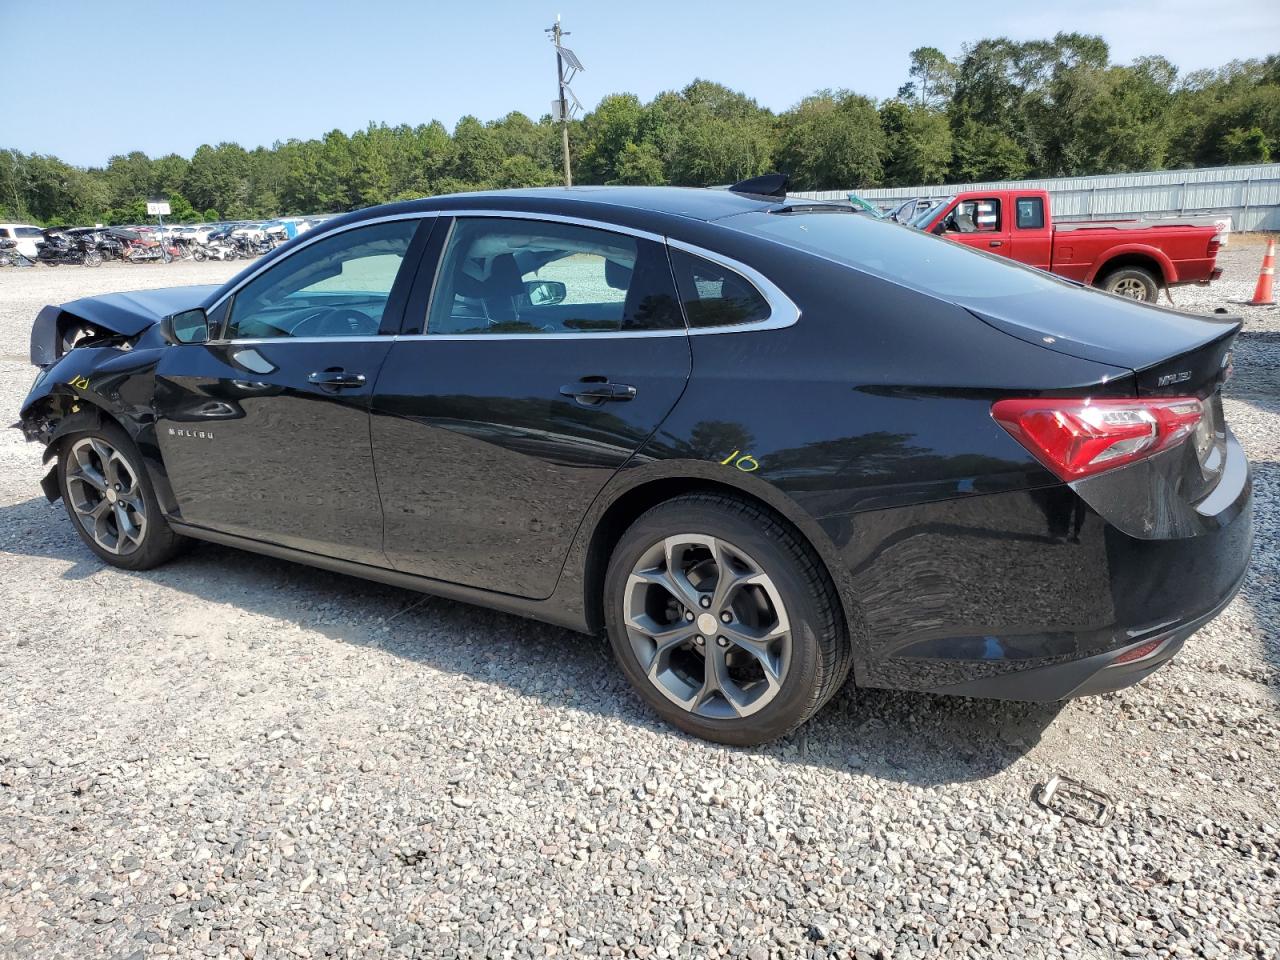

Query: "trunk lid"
<box><xmin>964</xmin><ymin>284</ymin><xmax>1243</xmax><ymax>531</ymax></box>
<box><xmin>959</xmin><ymin>284</ymin><xmax>1239</xmax><ymax>398</ymax></box>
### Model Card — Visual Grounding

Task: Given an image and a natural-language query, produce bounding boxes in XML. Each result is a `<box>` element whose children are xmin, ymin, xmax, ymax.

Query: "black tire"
<box><xmin>1100</xmin><ymin>266</ymin><xmax>1159</xmax><ymax>302</ymax></box>
<box><xmin>604</xmin><ymin>493</ymin><xmax>851</xmax><ymax>746</ymax></box>
<box><xmin>56</xmin><ymin>421</ymin><xmax>188</xmax><ymax>571</ymax></box>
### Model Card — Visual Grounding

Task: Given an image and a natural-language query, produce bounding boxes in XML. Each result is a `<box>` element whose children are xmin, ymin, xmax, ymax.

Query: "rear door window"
<box><xmin>426</xmin><ymin>218</ymin><xmax>683</xmax><ymax>335</ymax></box>
<box><xmin>1015</xmin><ymin>197</ymin><xmax>1045</xmax><ymax>230</ymax></box>
<box><xmin>15</xmin><ymin>227</ymin><xmax>43</xmax><ymax>238</ymax></box>
<box><xmin>668</xmin><ymin>248</ymin><xmax>770</xmax><ymax>328</ymax></box>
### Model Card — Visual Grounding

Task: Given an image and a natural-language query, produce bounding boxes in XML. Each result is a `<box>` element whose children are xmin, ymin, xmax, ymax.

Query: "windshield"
<box><xmin>722</xmin><ymin>208</ymin><xmax>1070</xmax><ymax>303</ymax></box>
<box><xmin>910</xmin><ymin>198</ymin><xmax>951</xmax><ymax>229</ymax></box>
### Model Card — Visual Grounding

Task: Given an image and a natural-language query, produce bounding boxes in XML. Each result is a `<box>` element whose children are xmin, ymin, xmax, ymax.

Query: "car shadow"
<box><xmin>0</xmin><ymin>494</ymin><xmax>1068</xmax><ymax>786</ymax></box>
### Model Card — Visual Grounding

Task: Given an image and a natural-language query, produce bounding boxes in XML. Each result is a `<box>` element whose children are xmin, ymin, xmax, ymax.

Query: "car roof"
<box><xmin>334</xmin><ymin>186</ymin><xmax>787</xmax><ymax>228</ymax></box>
<box><xmin>461</xmin><ymin>186</ymin><xmax>782</xmax><ymax>221</ymax></box>
<box><xmin>304</xmin><ymin>186</ymin><xmax>839</xmax><ymax>247</ymax></box>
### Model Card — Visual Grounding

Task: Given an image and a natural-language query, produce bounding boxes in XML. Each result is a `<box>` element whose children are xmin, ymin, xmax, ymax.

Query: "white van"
<box><xmin>0</xmin><ymin>224</ymin><xmax>44</xmax><ymax>258</ymax></box>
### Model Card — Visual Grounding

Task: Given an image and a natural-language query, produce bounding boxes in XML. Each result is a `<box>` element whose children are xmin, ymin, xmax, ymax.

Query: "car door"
<box><xmin>938</xmin><ymin>196</ymin><xmax>1010</xmax><ymax>258</ymax></box>
<box><xmin>1006</xmin><ymin>194</ymin><xmax>1052</xmax><ymax>272</ymax></box>
<box><xmin>153</xmin><ymin>215</ymin><xmax>434</xmax><ymax>564</ymax></box>
<box><xmin>370</xmin><ymin>213</ymin><xmax>692</xmax><ymax>599</ymax></box>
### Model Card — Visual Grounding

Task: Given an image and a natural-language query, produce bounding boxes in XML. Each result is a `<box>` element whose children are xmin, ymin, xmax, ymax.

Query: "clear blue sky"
<box><xmin>3</xmin><ymin>0</ymin><xmax>1277</xmax><ymax>167</ymax></box>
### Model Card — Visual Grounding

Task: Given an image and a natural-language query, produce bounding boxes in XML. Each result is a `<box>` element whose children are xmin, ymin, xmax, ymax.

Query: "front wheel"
<box><xmin>84</xmin><ymin>251</ymin><xmax>103</xmax><ymax>267</ymax></box>
<box><xmin>604</xmin><ymin>494</ymin><xmax>850</xmax><ymax>746</ymax></box>
<box><xmin>1100</xmin><ymin>266</ymin><xmax>1159</xmax><ymax>302</ymax></box>
<box><xmin>57</xmin><ymin>423</ymin><xmax>187</xmax><ymax>570</ymax></box>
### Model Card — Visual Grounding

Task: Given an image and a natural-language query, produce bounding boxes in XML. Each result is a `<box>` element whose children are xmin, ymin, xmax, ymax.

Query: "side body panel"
<box><xmin>151</xmin><ymin>339</ymin><xmax>394</xmax><ymax>565</ymax></box>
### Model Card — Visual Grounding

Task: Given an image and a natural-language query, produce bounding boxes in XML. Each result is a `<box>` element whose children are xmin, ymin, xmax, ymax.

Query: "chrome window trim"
<box><xmin>415</xmin><ymin>211</ymin><xmax>800</xmax><ymax>341</ymax></box>
<box><xmin>210</xmin><ymin>336</ymin><xmax>392</xmax><ymax>346</ymax></box>
<box><xmin>204</xmin><ymin>211</ymin><xmax>439</xmax><ymax>322</ymax></box>
<box><xmin>665</xmin><ymin>238</ymin><xmax>800</xmax><ymax>336</ymax></box>
<box><xmin>438</xmin><ymin>208</ymin><xmax>667</xmax><ymax>244</ymax></box>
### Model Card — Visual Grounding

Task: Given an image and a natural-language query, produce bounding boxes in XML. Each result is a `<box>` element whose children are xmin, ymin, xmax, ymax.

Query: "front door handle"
<box><xmin>559</xmin><ymin>381</ymin><xmax>637</xmax><ymax>404</ymax></box>
<box><xmin>988</xmin><ymin>240</ymin><xmax>1004</xmax><ymax>248</ymax></box>
<box><xmin>308</xmin><ymin>369</ymin><xmax>367</xmax><ymax>389</ymax></box>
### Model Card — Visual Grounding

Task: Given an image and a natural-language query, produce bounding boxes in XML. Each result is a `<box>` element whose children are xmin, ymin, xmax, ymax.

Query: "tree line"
<box><xmin>2</xmin><ymin>34</ymin><xmax>1277</xmax><ymax>226</ymax></box>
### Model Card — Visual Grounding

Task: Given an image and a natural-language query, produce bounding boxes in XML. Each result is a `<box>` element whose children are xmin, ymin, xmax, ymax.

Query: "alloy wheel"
<box><xmin>623</xmin><ymin>534</ymin><xmax>791</xmax><ymax>719</ymax></box>
<box><xmin>1112</xmin><ymin>277</ymin><xmax>1149</xmax><ymax>300</ymax></box>
<box><xmin>65</xmin><ymin>437</ymin><xmax>148</xmax><ymax>555</ymax></box>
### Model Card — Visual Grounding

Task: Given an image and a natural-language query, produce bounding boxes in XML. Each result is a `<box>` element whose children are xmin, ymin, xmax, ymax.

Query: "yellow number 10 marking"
<box><xmin>720</xmin><ymin>450</ymin><xmax>760</xmax><ymax>473</ymax></box>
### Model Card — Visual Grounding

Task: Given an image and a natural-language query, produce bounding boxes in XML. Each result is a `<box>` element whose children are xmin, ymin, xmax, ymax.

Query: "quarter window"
<box><xmin>223</xmin><ymin>219</ymin><xmax>418</xmax><ymax>340</ymax></box>
<box><xmin>426</xmin><ymin>218</ymin><xmax>683</xmax><ymax>335</ymax></box>
<box><xmin>1015</xmin><ymin>197</ymin><xmax>1045</xmax><ymax>230</ymax></box>
<box><xmin>669</xmin><ymin>248</ymin><xmax>770</xmax><ymax>328</ymax></box>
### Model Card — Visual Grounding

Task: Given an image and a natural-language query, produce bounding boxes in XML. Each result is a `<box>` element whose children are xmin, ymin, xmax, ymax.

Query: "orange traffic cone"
<box><xmin>1250</xmin><ymin>238</ymin><xmax>1276</xmax><ymax>306</ymax></box>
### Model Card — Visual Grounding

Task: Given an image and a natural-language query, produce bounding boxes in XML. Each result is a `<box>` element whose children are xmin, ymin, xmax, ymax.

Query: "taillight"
<box><xmin>1208</xmin><ymin>234</ymin><xmax>1222</xmax><ymax>257</ymax></box>
<box><xmin>992</xmin><ymin>396</ymin><xmax>1204</xmax><ymax>480</ymax></box>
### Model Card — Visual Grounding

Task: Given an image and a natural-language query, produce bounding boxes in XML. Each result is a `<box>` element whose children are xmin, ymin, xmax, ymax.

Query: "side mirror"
<box><xmin>932</xmin><ymin>221</ymin><xmax>948</xmax><ymax>236</ymax></box>
<box><xmin>162</xmin><ymin>308</ymin><xmax>211</xmax><ymax>344</ymax></box>
<box><xmin>524</xmin><ymin>279</ymin><xmax>567</xmax><ymax>306</ymax></box>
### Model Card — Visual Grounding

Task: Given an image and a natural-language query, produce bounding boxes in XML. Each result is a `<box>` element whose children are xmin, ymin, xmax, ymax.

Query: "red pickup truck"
<box><xmin>914</xmin><ymin>189</ymin><xmax>1223</xmax><ymax>303</ymax></box>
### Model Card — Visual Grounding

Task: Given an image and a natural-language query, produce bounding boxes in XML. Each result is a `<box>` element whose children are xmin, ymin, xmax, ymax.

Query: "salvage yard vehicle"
<box><xmin>19</xmin><ymin>181</ymin><xmax>1252</xmax><ymax>746</ymax></box>
<box><xmin>0</xmin><ymin>223</ymin><xmax>44</xmax><ymax>259</ymax></box>
<box><xmin>913</xmin><ymin>189</ymin><xmax>1224</xmax><ymax>302</ymax></box>
<box><xmin>34</xmin><ymin>228</ymin><xmax>103</xmax><ymax>267</ymax></box>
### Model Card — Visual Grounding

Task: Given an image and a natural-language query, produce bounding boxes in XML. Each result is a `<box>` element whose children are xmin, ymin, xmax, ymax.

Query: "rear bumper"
<box><xmin>826</xmin><ymin>436</ymin><xmax>1253</xmax><ymax>701</ymax></box>
<box><xmin>925</xmin><ymin>566</ymin><xmax>1243</xmax><ymax>701</ymax></box>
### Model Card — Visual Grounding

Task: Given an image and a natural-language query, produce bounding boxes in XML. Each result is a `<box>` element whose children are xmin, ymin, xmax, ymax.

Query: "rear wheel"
<box><xmin>604</xmin><ymin>494</ymin><xmax>850</xmax><ymax>746</ymax></box>
<box><xmin>1100</xmin><ymin>266</ymin><xmax>1159</xmax><ymax>302</ymax></box>
<box><xmin>57</xmin><ymin>423</ymin><xmax>187</xmax><ymax>570</ymax></box>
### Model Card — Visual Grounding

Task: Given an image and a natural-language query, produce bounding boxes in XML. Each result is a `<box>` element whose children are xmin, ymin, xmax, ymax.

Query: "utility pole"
<box><xmin>545</xmin><ymin>15</ymin><xmax>583</xmax><ymax>188</ymax></box>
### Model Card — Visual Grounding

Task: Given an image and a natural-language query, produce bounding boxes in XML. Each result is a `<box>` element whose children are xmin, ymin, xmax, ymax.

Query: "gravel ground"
<box><xmin>0</xmin><ymin>249</ymin><xmax>1278</xmax><ymax>960</ymax></box>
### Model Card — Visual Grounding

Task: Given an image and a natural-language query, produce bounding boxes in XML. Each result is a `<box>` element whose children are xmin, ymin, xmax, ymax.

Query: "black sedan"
<box><xmin>19</xmin><ymin>181</ymin><xmax>1253</xmax><ymax>745</ymax></box>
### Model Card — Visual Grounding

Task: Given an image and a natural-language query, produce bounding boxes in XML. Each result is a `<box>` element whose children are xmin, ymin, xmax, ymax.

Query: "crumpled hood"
<box><xmin>29</xmin><ymin>284</ymin><xmax>222</xmax><ymax>368</ymax></box>
<box><xmin>58</xmin><ymin>284</ymin><xmax>222</xmax><ymax>337</ymax></box>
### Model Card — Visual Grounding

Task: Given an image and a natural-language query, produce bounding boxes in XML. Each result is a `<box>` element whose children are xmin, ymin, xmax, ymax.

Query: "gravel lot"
<box><xmin>1</xmin><ymin>246</ymin><xmax>1277</xmax><ymax>960</ymax></box>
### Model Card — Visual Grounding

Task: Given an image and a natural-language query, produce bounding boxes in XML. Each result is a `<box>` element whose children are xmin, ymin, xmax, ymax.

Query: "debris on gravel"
<box><xmin>1</xmin><ymin>254</ymin><xmax>1277</xmax><ymax>959</ymax></box>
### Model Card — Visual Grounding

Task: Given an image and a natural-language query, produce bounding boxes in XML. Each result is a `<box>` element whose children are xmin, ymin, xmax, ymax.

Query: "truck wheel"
<box><xmin>1100</xmin><ymin>266</ymin><xmax>1159</xmax><ymax>302</ymax></box>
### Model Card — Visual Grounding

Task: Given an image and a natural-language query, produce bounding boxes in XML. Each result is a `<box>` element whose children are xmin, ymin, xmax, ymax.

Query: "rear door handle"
<box><xmin>560</xmin><ymin>381</ymin><xmax>637</xmax><ymax>404</ymax></box>
<box><xmin>308</xmin><ymin>369</ymin><xmax>367</xmax><ymax>388</ymax></box>
<box><xmin>988</xmin><ymin>240</ymin><xmax>1003</xmax><ymax>248</ymax></box>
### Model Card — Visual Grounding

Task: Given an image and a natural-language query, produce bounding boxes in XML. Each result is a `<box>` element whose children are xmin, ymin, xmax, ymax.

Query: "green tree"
<box><xmin>578</xmin><ymin>93</ymin><xmax>647</xmax><ymax>183</ymax></box>
<box><xmin>898</xmin><ymin>47</ymin><xmax>957</xmax><ymax>108</ymax></box>
<box><xmin>646</xmin><ymin>80</ymin><xmax>776</xmax><ymax>185</ymax></box>
<box><xmin>777</xmin><ymin>90</ymin><xmax>884</xmax><ymax>189</ymax></box>
<box><xmin>612</xmin><ymin>141</ymin><xmax>665</xmax><ymax>185</ymax></box>
<box><xmin>1222</xmin><ymin>126</ymin><xmax>1272</xmax><ymax>162</ymax></box>
<box><xmin>880</xmin><ymin>100</ymin><xmax>952</xmax><ymax>185</ymax></box>
<box><xmin>950</xmin><ymin>118</ymin><xmax>1029</xmax><ymax>181</ymax></box>
<box><xmin>449</xmin><ymin>116</ymin><xmax>503</xmax><ymax>188</ymax></box>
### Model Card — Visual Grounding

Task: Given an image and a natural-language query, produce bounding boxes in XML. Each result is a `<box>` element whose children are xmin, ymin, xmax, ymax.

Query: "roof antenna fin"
<box><xmin>728</xmin><ymin>173</ymin><xmax>789</xmax><ymax>198</ymax></box>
